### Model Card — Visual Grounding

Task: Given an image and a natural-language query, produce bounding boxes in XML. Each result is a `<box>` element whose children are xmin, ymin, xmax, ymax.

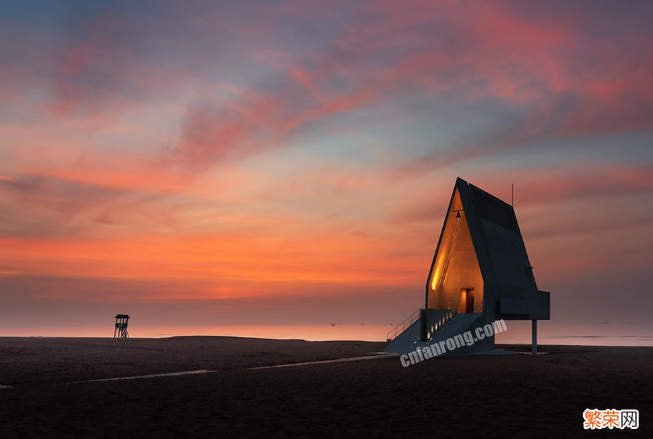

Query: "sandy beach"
<box><xmin>0</xmin><ymin>337</ymin><xmax>651</xmax><ymax>438</ymax></box>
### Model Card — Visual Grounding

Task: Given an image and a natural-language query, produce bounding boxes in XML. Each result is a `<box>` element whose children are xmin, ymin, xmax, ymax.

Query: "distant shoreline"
<box><xmin>1</xmin><ymin>334</ymin><xmax>652</xmax><ymax>348</ymax></box>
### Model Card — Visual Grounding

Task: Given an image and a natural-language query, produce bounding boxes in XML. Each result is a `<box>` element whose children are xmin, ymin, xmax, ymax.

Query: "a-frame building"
<box><xmin>384</xmin><ymin>177</ymin><xmax>550</xmax><ymax>355</ymax></box>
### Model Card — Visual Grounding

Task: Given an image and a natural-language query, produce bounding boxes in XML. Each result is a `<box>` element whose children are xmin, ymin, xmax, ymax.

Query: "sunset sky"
<box><xmin>1</xmin><ymin>1</ymin><xmax>652</xmax><ymax>341</ymax></box>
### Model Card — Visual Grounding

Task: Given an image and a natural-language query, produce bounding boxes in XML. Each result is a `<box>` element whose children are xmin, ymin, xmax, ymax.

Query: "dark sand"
<box><xmin>0</xmin><ymin>337</ymin><xmax>650</xmax><ymax>438</ymax></box>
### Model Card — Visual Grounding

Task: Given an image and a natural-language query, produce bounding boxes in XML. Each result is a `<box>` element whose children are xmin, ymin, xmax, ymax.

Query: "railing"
<box><xmin>386</xmin><ymin>306</ymin><xmax>423</xmax><ymax>343</ymax></box>
<box><xmin>386</xmin><ymin>301</ymin><xmax>484</xmax><ymax>344</ymax></box>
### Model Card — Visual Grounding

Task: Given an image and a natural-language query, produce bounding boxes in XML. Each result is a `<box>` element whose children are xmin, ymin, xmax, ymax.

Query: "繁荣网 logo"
<box><xmin>583</xmin><ymin>409</ymin><xmax>639</xmax><ymax>430</ymax></box>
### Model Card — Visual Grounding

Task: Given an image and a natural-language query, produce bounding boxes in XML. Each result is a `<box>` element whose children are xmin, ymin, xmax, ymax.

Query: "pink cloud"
<box><xmin>479</xmin><ymin>165</ymin><xmax>653</xmax><ymax>207</ymax></box>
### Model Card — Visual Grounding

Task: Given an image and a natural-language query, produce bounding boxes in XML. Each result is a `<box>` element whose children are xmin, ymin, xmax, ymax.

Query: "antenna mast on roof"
<box><xmin>511</xmin><ymin>183</ymin><xmax>514</xmax><ymax>207</ymax></box>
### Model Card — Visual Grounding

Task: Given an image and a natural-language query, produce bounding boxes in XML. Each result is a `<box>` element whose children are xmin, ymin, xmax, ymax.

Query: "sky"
<box><xmin>1</xmin><ymin>0</ymin><xmax>652</xmax><ymax>342</ymax></box>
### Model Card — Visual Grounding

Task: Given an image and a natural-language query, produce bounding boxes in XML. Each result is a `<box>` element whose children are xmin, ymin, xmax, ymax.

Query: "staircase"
<box><xmin>383</xmin><ymin>318</ymin><xmax>422</xmax><ymax>354</ymax></box>
<box><xmin>386</xmin><ymin>307</ymin><xmax>422</xmax><ymax>343</ymax></box>
<box><xmin>384</xmin><ymin>310</ymin><xmax>487</xmax><ymax>355</ymax></box>
<box><xmin>384</xmin><ymin>308</ymin><xmax>459</xmax><ymax>355</ymax></box>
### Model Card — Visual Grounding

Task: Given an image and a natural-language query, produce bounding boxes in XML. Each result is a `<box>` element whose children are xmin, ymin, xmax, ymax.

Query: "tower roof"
<box><xmin>427</xmin><ymin>177</ymin><xmax>549</xmax><ymax>320</ymax></box>
<box><xmin>453</xmin><ymin>177</ymin><xmax>536</xmax><ymax>293</ymax></box>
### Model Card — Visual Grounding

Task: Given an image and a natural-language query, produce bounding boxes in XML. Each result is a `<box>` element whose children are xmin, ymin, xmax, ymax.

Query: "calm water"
<box><xmin>2</xmin><ymin>323</ymin><xmax>652</xmax><ymax>346</ymax></box>
<box><xmin>0</xmin><ymin>325</ymin><xmax>392</xmax><ymax>342</ymax></box>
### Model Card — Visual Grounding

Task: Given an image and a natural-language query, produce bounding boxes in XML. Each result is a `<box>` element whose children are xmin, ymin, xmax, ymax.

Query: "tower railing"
<box><xmin>386</xmin><ymin>306</ymin><xmax>423</xmax><ymax>343</ymax></box>
<box><xmin>386</xmin><ymin>300</ymin><xmax>484</xmax><ymax>344</ymax></box>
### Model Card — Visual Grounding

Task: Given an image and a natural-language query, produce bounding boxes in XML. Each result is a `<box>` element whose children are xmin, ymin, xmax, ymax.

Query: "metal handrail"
<box><xmin>386</xmin><ymin>300</ymin><xmax>483</xmax><ymax>344</ymax></box>
<box><xmin>386</xmin><ymin>306</ymin><xmax>423</xmax><ymax>342</ymax></box>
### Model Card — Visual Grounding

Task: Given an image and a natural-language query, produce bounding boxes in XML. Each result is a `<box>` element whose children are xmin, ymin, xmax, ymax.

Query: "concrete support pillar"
<box><xmin>532</xmin><ymin>319</ymin><xmax>537</xmax><ymax>355</ymax></box>
<box><xmin>420</xmin><ymin>309</ymin><xmax>427</xmax><ymax>342</ymax></box>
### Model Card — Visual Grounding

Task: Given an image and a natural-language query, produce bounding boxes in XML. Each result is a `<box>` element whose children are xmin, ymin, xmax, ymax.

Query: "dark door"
<box><xmin>466</xmin><ymin>289</ymin><xmax>474</xmax><ymax>313</ymax></box>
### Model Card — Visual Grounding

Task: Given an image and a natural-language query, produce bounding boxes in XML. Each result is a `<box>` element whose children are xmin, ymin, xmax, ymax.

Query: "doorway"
<box><xmin>460</xmin><ymin>288</ymin><xmax>474</xmax><ymax>313</ymax></box>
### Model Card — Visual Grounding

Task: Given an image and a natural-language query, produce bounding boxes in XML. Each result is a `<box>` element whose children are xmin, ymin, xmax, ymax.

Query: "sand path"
<box><xmin>62</xmin><ymin>354</ymin><xmax>397</xmax><ymax>385</ymax></box>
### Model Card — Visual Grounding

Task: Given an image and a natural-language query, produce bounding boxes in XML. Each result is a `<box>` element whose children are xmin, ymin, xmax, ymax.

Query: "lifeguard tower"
<box><xmin>114</xmin><ymin>314</ymin><xmax>130</xmax><ymax>338</ymax></box>
<box><xmin>384</xmin><ymin>178</ymin><xmax>550</xmax><ymax>356</ymax></box>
